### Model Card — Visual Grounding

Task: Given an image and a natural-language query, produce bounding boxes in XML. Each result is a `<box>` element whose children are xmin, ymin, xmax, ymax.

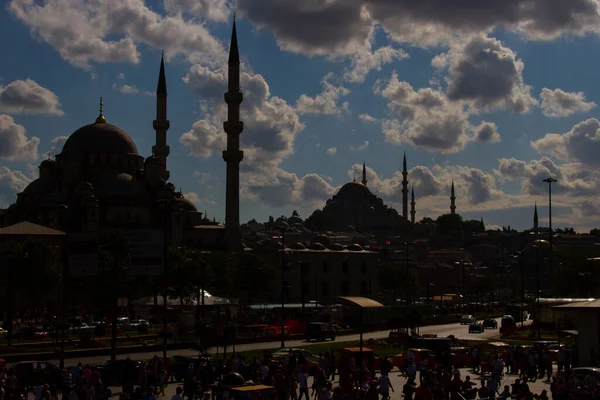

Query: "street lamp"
<box><xmin>533</xmin><ymin>245</ymin><xmax>541</xmax><ymax>339</ymax></box>
<box><xmin>542</xmin><ymin>177</ymin><xmax>556</xmax><ymax>245</ymax></box>
<box><xmin>280</xmin><ymin>225</ymin><xmax>286</xmax><ymax>349</ymax></box>
<box><xmin>519</xmin><ymin>251</ymin><xmax>525</xmax><ymax>328</ymax></box>
<box><xmin>405</xmin><ymin>242</ymin><xmax>415</xmax><ymax>304</ymax></box>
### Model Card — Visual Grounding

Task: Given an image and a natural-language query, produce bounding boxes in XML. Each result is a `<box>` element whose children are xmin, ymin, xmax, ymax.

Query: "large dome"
<box><xmin>337</xmin><ymin>181</ymin><xmax>371</xmax><ymax>197</ymax></box>
<box><xmin>61</xmin><ymin>121</ymin><xmax>139</xmax><ymax>156</ymax></box>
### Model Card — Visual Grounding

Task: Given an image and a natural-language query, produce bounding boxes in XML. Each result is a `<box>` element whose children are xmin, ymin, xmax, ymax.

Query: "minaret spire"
<box><xmin>223</xmin><ymin>15</ymin><xmax>244</xmax><ymax>251</ymax></box>
<box><xmin>450</xmin><ymin>181</ymin><xmax>456</xmax><ymax>215</ymax></box>
<box><xmin>152</xmin><ymin>52</ymin><xmax>170</xmax><ymax>181</ymax></box>
<box><xmin>402</xmin><ymin>152</ymin><xmax>409</xmax><ymax>220</ymax></box>
<box><xmin>361</xmin><ymin>162</ymin><xmax>367</xmax><ymax>186</ymax></box>
<box><xmin>410</xmin><ymin>186</ymin><xmax>416</xmax><ymax>224</ymax></box>
<box><xmin>95</xmin><ymin>97</ymin><xmax>106</xmax><ymax>123</ymax></box>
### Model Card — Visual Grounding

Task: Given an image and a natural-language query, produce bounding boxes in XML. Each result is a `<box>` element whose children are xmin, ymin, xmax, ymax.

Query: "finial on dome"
<box><xmin>95</xmin><ymin>96</ymin><xmax>106</xmax><ymax>123</ymax></box>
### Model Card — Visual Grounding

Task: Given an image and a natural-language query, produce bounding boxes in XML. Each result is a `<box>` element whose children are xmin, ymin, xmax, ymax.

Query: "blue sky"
<box><xmin>1</xmin><ymin>0</ymin><xmax>600</xmax><ymax>232</ymax></box>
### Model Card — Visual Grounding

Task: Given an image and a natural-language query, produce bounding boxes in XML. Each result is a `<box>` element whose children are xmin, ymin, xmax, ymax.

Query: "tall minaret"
<box><xmin>533</xmin><ymin>202</ymin><xmax>539</xmax><ymax>235</ymax></box>
<box><xmin>152</xmin><ymin>52</ymin><xmax>170</xmax><ymax>181</ymax></box>
<box><xmin>410</xmin><ymin>187</ymin><xmax>416</xmax><ymax>224</ymax></box>
<box><xmin>450</xmin><ymin>181</ymin><xmax>456</xmax><ymax>215</ymax></box>
<box><xmin>223</xmin><ymin>16</ymin><xmax>244</xmax><ymax>251</ymax></box>
<box><xmin>361</xmin><ymin>162</ymin><xmax>367</xmax><ymax>186</ymax></box>
<box><xmin>402</xmin><ymin>152</ymin><xmax>409</xmax><ymax>219</ymax></box>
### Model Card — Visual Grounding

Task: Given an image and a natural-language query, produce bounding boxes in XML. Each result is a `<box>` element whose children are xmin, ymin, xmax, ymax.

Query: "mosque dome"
<box><xmin>61</xmin><ymin>108</ymin><xmax>139</xmax><ymax>156</ymax></box>
<box><xmin>40</xmin><ymin>159</ymin><xmax>56</xmax><ymax>168</ymax></box>
<box><xmin>89</xmin><ymin>172</ymin><xmax>145</xmax><ymax>196</ymax></box>
<box><xmin>337</xmin><ymin>181</ymin><xmax>370</xmax><ymax>197</ymax></box>
<box><xmin>174</xmin><ymin>197</ymin><xmax>198</xmax><ymax>212</ymax></box>
<box><xmin>22</xmin><ymin>177</ymin><xmax>56</xmax><ymax>195</ymax></box>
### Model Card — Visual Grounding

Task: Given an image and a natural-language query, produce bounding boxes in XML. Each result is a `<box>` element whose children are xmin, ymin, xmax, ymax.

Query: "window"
<box><xmin>322</xmin><ymin>282</ymin><xmax>330</xmax><ymax>295</ymax></box>
<box><xmin>322</xmin><ymin>261</ymin><xmax>329</xmax><ymax>274</ymax></box>
<box><xmin>303</xmin><ymin>282</ymin><xmax>310</xmax><ymax>294</ymax></box>
<box><xmin>361</xmin><ymin>281</ymin><xmax>368</xmax><ymax>295</ymax></box>
<box><xmin>361</xmin><ymin>261</ymin><xmax>367</xmax><ymax>274</ymax></box>
<box><xmin>342</xmin><ymin>261</ymin><xmax>349</xmax><ymax>274</ymax></box>
<box><xmin>341</xmin><ymin>281</ymin><xmax>349</xmax><ymax>296</ymax></box>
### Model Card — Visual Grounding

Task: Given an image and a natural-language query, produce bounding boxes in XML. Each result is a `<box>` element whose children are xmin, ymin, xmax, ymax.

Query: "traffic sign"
<box><xmin>129</xmin><ymin>229</ymin><xmax>164</xmax><ymax>276</ymax></box>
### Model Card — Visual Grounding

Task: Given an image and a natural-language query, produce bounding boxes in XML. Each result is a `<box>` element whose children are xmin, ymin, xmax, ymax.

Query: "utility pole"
<box><xmin>280</xmin><ymin>226</ymin><xmax>286</xmax><ymax>349</ymax></box>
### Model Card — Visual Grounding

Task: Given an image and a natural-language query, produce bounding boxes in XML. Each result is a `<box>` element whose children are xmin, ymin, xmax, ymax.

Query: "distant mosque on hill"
<box><xmin>305</xmin><ymin>155</ymin><xmax>459</xmax><ymax>233</ymax></box>
<box><xmin>0</xmin><ymin>17</ymin><xmax>460</xmax><ymax>247</ymax></box>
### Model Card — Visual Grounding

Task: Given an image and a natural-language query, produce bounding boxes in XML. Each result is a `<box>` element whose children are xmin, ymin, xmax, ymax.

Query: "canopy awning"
<box><xmin>335</xmin><ymin>296</ymin><xmax>385</xmax><ymax>308</ymax></box>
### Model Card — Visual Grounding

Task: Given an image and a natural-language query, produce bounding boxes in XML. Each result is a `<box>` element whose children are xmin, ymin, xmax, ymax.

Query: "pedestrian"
<box><xmin>377</xmin><ymin>371</ymin><xmax>393</xmax><ymax>400</ymax></box>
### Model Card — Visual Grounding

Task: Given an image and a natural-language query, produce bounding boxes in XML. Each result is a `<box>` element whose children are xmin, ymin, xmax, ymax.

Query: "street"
<box><xmin>46</xmin><ymin>318</ymin><xmax>503</xmax><ymax>366</ymax></box>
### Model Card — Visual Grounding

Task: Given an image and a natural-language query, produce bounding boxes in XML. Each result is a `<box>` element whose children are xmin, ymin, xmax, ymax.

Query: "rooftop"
<box><xmin>0</xmin><ymin>221</ymin><xmax>65</xmax><ymax>236</ymax></box>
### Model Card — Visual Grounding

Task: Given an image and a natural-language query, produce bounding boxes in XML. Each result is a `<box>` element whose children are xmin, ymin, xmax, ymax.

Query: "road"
<box><xmin>46</xmin><ymin>318</ymin><xmax>503</xmax><ymax>366</ymax></box>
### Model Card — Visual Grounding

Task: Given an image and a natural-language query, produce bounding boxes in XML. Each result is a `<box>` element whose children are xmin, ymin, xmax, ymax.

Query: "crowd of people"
<box><xmin>0</xmin><ymin>344</ymin><xmax>597</xmax><ymax>400</ymax></box>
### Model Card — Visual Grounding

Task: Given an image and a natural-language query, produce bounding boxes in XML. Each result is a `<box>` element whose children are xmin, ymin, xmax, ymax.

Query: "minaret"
<box><xmin>152</xmin><ymin>52</ymin><xmax>170</xmax><ymax>181</ymax></box>
<box><xmin>533</xmin><ymin>202</ymin><xmax>539</xmax><ymax>234</ymax></box>
<box><xmin>223</xmin><ymin>16</ymin><xmax>244</xmax><ymax>251</ymax></box>
<box><xmin>361</xmin><ymin>162</ymin><xmax>367</xmax><ymax>186</ymax></box>
<box><xmin>450</xmin><ymin>181</ymin><xmax>456</xmax><ymax>215</ymax></box>
<box><xmin>410</xmin><ymin>187</ymin><xmax>416</xmax><ymax>224</ymax></box>
<box><xmin>402</xmin><ymin>152</ymin><xmax>409</xmax><ymax>219</ymax></box>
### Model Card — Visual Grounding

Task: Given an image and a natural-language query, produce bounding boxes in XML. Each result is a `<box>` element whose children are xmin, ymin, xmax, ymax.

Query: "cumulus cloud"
<box><xmin>296</xmin><ymin>73</ymin><xmax>350</xmax><ymax>115</ymax></box>
<box><xmin>531</xmin><ymin>119</ymin><xmax>600</xmax><ymax>166</ymax></box>
<box><xmin>439</xmin><ymin>36</ymin><xmax>537</xmax><ymax>113</ymax></box>
<box><xmin>539</xmin><ymin>88</ymin><xmax>596</xmax><ymax>117</ymax></box>
<box><xmin>326</xmin><ymin>147</ymin><xmax>337</xmax><ymax>155</ymax></box>
<box><xmin>8</xmin><ymin>0</ymin><xmax>225</xmax><ymax>69</ymax></box>
<box><xmin>44</xmin><ymin>135</ymin><xmax>68</xmax><ymax>158</ymax></box>
<box><xmin>113</xmin><ymin>83</ymin><xmax>139</xmax><ymax>95</ymax></box>
<box><xmin>359</xmin><ymin>113</ymin><xmax>378</xmax><ymax>123</ymax></box>
<box><xmin>472</xmin><ymin>121</ymin><xmax>501</xmax><ymax>143</ymax></box>
<box><xmin>496</xmin><ymin>156</ymin><xmax>597</xmax><ymax>196</ymax></box>
<box><xmin>344</xmin><ymin>46</ymin><xmax>409</xmax><ymax>83</ymax></box>
<box><xmin>0</xmin><ymin>79</ymin><xmax>64</xmax><ymax>116</ymax></box>
<box><xmin>238</xmin><ymin>0</ymin><xmax>600</xmax><ymax>54</ymax></box>
<box><xmin>350</xmin><ymin>141</ymin><xmax>369</xmax><ymax>151</ymax></box>
<box><xmin>376</xmin><ymin>72</ymin><xmax>471</xmax><ymax>153</ymax></box>
<box><xmin>0</xmin><ymin>166</ymin><xmax>31</xmax><ymax>207</ymax></box>
<box><xmin>180</xmin><ymin>64</ymin><xmax>303</xmax><ymax>164</ymax></box>
<box><xmin>164</xmin><ymin>0</ymin><xmax>231</xmax><ymax>22</ymax></box>
<box><xmin>0</xmin><ymin>114</ymin><xmax>39</xmax><ymax>161</ymax></box>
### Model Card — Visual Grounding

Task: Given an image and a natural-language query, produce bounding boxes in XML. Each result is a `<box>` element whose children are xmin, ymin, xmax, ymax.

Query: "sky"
<box><xmin>1</xmin><ymin>0</ymin><xmax>600</xmax><ymax>232</ymax></box>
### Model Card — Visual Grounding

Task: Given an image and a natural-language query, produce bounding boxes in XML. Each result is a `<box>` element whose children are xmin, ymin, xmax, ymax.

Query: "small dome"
<box><xmin>175</xmin><ymin>198</ymin><xmax>198</xmax><ymax>212</ymax></box>
<box><xmin>40</xmin><ymin>159</ymin><xmax>56</xmax><ymax>168</ymax></box>
<box><xmin>309</xmin><ymin>242</ymin><xmax>327</xmax><ymax>250</ymax></box>
<box><xmin>293</xmin><ymin>242</ymin><xmax>307</xmax><ymax>250</ymax></box>
<box><xmin>523</xmin><ymin>239</ymin><xmax>552</xmax><ymax>253</ymax></box>
<box><xmin>61</xmin><ymin>121</ymin><xmax>139</xmax><ymax>156</ymax></box>
<box><xmin>314</xmin><ymin>234</ymin><xmax>331</xmax><ymax>246</ymax></box>
<box><xmin>330</xmin><ymin>243</ymin><xmax>345</xmax><ymax>251</ymax></box>
<box><xmin>221</xmin><ymin>372</ymin><xmax>245</xmax><ymax>386</ymax></box>
<box><xmin>22</xmin><ymin>177</ymin><xmax>56</xmax><ymax>195</ymax></box>
<box><xmin>289</xmin><ymin>216</ymin><xmax>303</xmax><ymax>225</ymax></box>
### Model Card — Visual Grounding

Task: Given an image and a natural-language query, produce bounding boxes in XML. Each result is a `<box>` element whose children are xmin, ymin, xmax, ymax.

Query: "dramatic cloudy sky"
<box><xmin>2</xmin><ymin>0</ymin><xmax>600</xmax><ymax>231</ymax></box>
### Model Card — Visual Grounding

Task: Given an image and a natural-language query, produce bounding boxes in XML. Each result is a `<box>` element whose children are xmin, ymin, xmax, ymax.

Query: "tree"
<box><xmin>463</xmin><ymin>219</ymin><xmax>485</xmax><ymax>234</ymax></box>
<box><xmin>419</xmin><ymin>217</ymin><xmax>435</xmax><ymax>225</ymax></box>
<box><xmin>436</xmin><ymin>213</ymin><xmax>463</xmax><ymax>235</ymax></box>
<box><xmin>0</xmin><ymin>238</ymin><xmax>61</xmax><ymax>309</ymax></box>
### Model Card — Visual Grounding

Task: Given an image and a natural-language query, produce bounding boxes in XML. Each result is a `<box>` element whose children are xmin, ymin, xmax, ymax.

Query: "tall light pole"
<box><xmin>405</xmin><ymin>242</ymin><xmax>410</xmax><ymax>303</ymax></box>
<box><xmin>543</xmin><ymin>177</ymin><xmax>556</xmax><ymax>259</ymax></box>
<box><xmin>519</xmin><ymin>251</ymin><xmax>525</xmax><ymax>328</ymax></box>
<box><xmin>534</xmin><ymin>245</ymin><xmax>541</xmax><ymax>339</ymax></box>
<box><xmin>280</xmin><ymin>226</ymin><xmax>286</xmax><ymax>349</ymax></box>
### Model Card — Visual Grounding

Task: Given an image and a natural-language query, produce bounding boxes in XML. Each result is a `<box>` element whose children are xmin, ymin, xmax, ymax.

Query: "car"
<box><xmin>468</xmin><ymin>323</ymin><xmax>484</xmax><ymax>333</ymax></box>
<box><xmin>460</xmin><ymin>315</ymin><xmax>475</xmax><ymax>325</ymax></box>
<box><xmin>482</xmin><ymin>318</ymin><xmax>498</xmax><ymax>329</ymax></box>
<box><xmin>305</xmin><ymin>322</ymin><xmax>336</xmax><ymax>341</ymax></box>
<box><xmin>12</xmin><ymin>362</ymin><xmax>62</xmax><ymax>387</ymax></box>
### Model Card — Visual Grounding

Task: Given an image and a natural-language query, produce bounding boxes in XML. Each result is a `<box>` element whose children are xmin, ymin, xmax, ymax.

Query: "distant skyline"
<box><xmin>1</xmin><ymin>0</ymin><xmax>600</xmax><ymax>231</ymax></box>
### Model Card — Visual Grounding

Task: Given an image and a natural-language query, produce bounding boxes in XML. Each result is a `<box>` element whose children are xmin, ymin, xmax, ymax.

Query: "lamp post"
<box><xmin>534</xmin><ymin>245</ymin><xmax>541</xmax><ymax>339</ymax></box>
<box><xmin>280</xmin><ymin>226</ymin><xmax>286</xmax><ymax>349</ymax></box>
<box><xmin>300</xmin><ymin>261</ymin><xmax>305</xmax><ymax>314</ymax></box>
<box><xmin>519</xmin><ymin>251</ymin><xmax>525</xmax><ymax>328</ymax></box>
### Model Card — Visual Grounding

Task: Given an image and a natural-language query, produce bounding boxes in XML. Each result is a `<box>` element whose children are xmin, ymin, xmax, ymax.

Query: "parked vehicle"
<box><xmin>468</xmin><ymin>323</ymin><xmax>484</xmax><ymax>333</ymax></box>
<box><xmin>305</xmin><ymin>322</ymin><xmax>336</xmax><ymax>341</ymax></box>
<box><xmin>460</xmin><ymin>315</ymin><xmax>475</xmax><ymax>325</ymax></box>
<box><xmin>12</xmin><ymin>361</ymin><xmax>62</xmax><ymax>387</ymax></box>
<box><xmin>482</xmin><ymin>318</ymin><xmax>498</xmax><ymax>329</ymax></box>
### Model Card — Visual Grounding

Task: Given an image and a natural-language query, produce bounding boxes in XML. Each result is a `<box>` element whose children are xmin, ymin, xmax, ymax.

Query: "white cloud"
<box><xmin>8</xmin><ymin>0</ymin><xmax>226</xmax><ymax>69</ymax></box>
<box><xmin>116</xmin><ymin>72</ymin><xmax>125</xmax><ymax>80</ymax></box>
<box><xmin>440</xmin><ymin>36</ymin><xmax>537</xmax><ymax>114</ymax></box>
<box><xmin>0</xmin><ymin>114</ymin><xmax>39</xmax><ymax>161</ymax></box>
<box><xmin>531</xmin><ymin>118</ymin><xmax>600</xmax><ymax>166</ymax></box>
<box><xmin>350</xmin><ymin>141</ymin><xmax>369</xmax><ymax>151</ymax></box>
<box><xmin>44</xmin><ymin>135</ymin><xmax>68</xmax><ymax>158</ymax></box>
<box><xmin>296</xmin><ymin>73</ymin><xmax>350</xmax><ymax>115</ymax></box>
<box><xmin>472</xmin><ymin>121</ymin><xmax>501</xmax><ymax>143</ymax></box>
<box><xmin>359</xmin><ymin>113</ymin><xmax>378</xmax><ymax>123</ymax></box>
<box><xmin>164</xmin><ymin>0</ymin><xmax>231</xmax><ymax>22</ymax></box>
<box><xmin>113</xmin><ymin>83</ymin><xmax>139</xmax><ymax>95</ymax></box>
<box><xmin>326</xmin><ymin>147</ymin><xmax>337</xmax><ymax>155</ymax></box>
<box><xmin>0</xmin><ymin>166</ymin><xmax>32</xmax><ymax>207</ymax></box>
<box><xmin>0</xmin><ymin>79</ymin><xmax>64</xmax><ymax>116</ymax></box>
<box><xmin>344</xmin><ymin>46</ymin><xmax>409</xmax><ymax>83</ymax></box>
<box><xmin>539</xmin><ymin>88</ymin><xmax>596</xmax><ymax>117</ymax></box>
